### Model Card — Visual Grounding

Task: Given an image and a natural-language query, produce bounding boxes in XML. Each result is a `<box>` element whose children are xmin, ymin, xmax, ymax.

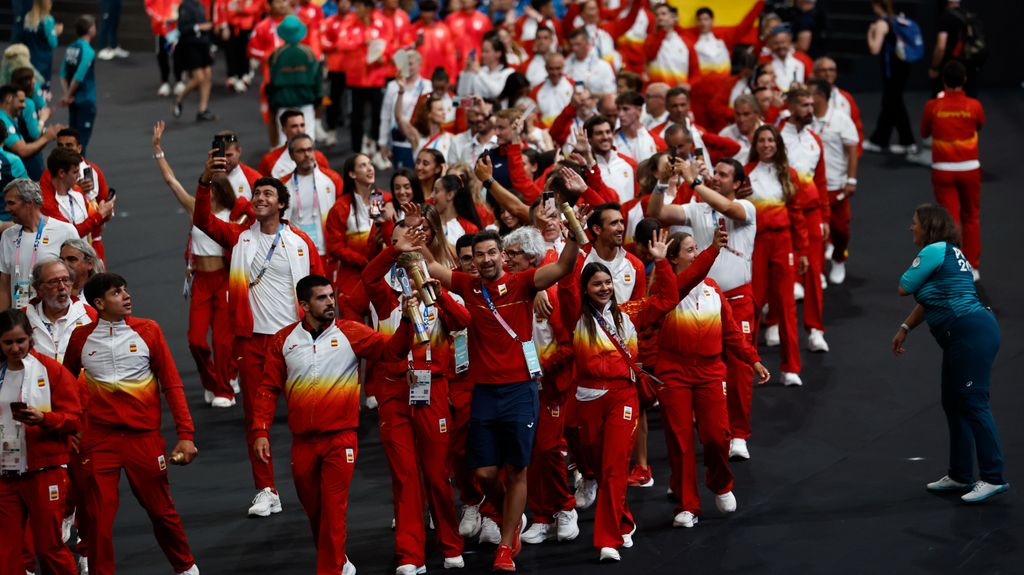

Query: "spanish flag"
<box><xmin>671</xmin><ymin>0</ymin><xmax>764</xmax><ymax>47</ymax></box>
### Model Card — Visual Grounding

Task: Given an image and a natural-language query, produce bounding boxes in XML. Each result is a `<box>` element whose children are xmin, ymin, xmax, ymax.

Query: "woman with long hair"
<box><xmin>0</xmin><ymin>309</ymin><xmax>81</xmax><ymax>574</ymax></box>
<box><xmin>866</xmin><ymin>0</ymin><xmax>915</xmax><ymax>154</ymax></box>
<box><xmin>152</xmin><ymin>121</ymin><xmax>247</xmax><ymax>406</ymax></box>
<box><xmin>658</xmin><ymin>231</ymin><xmax>769</xmax><ymax>529</ymax></box>
<box><xmin>415</xmin><ymin>148</ymin><xmax>446</xmax><ymax>198</ymax></box>
<box><xmin>21</xmin><ymin>0</ymin><xmax>61</xmax><ymax>86</ymax></box>
<box><xmin>557</xmin><ymin>229</ymin><xmax>678</xmax><ymax>562</ymax></box>
<box><xmin>325</xmin><ymin>153</ymin><xmax>391</xmax><ymax>294</ymax></box>
<box><xmin>397</xmin><ymin>92</ymin><xmax>453</xmax><ymax>158</ymax></box>
<box><xmin>420</xmin><ymin>204</ymin><xmax>459</xmax><ymax>269</ymax></box>
<box><xmin>893</xmin><ymin>204</ymin><xmax>1008</xmax><ymax>503</ymax></box>
<box><xmin>431</xmin><ymin>174</ymin><xmax>483</xmax><ymax>245</ymax></box>
<box><xmin>745</xmin><ymin>124</ymin><xmax>806</xmax><ymax>386</ymax></box>
<box><xmin>457</xmin><ymin>33</ymin><xmax>514</xmax><ymax>100</ymax></box>
<box><xmin>384</xmin><ymin>168</ymin><xmax>425</xmax><ymax>223</ymax></box>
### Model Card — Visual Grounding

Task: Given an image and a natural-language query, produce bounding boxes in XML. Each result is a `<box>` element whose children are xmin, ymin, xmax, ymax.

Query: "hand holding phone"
<box><xmin>212</xmin><ymin>138</ymin><xmax>226</xmax><ymax>158</ymax></box>
<box><xmin>10</xmin><ymin>401</ymin><xmax>27</xmax><ymax>411</ymax></box>
<box><xmin>718</xmin><ymin>217</ymin><xmax>727</xmax><ymax>231</ymax></box>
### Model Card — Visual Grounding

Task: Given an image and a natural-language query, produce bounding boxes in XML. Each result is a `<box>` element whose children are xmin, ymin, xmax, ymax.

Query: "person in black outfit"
<box><xmin>173</xmin><ymin>0</ymin><xmax>216</xmax><ymax>122</ymax></box>
<box><xmin>929</xmin><ymin>0</ymin><xmax>979</xmax><ymax>97</ymax></box>
<box><xmin>865</xmin><ymin>0</ymin><xmax>915</xmax><ymax>154</ymax></box>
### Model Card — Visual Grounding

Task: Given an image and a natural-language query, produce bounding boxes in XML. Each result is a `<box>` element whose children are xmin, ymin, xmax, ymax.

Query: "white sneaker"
<box><xmin>599</xmin><ymin>547</ymin><xmax>621</xmax><ymax>562</ymax></box>
<box><xmin>177</xmin><ymin>565</ymin><xmax>199</xmax><ymax>575</ymax></box>
<box><xmin>862</xmin><ymin>141</ymin><xmax>883</xmax><ymax>153</ymax></box>
<box><xmin>157</xmin><ymin>83</ymin><xmax>171</xmax><ymax>97</ymax></box>
<box><xmin>715</xmin><ymin>491</ymin><xmax>737</xmax><ymax>514</ymax></box>
<box><xmin>729</xmin><ymin>438</ymin><xmax>750</xmax><ymax>461</ymax></box>
<box><xmin>230</xmin><ymin>377</ymin><xmax>241</xmax><ymax>395</ymax></box>
<box><xmin>173</xmin><ymin>81</ymin><xmax>187</xmax><ymax>97</ymax></box>
<box><xmin>211</xmin><ymin>396</ymin><xmax>236</xmax><ymax>408</ymax></box>
<box><xmin>247</xmin><ymin>488</ymin><xmax>282</xmax><ymax>517</ymax></box>
<box><xmin>365</xmin><ymin>396</ymin><xmax>378</xmax><ymax>410</ymax></box>
<box><xmin>829</xmin><ymin>261</ymin><xmax>846</xmax><ymax>285</ymax></box>
<box><xmin>78</xmin><ymin>555</ymin><xmax>88</xmax><ymax>574</ymax></box>
<box><xmin>554</xmin><ymin>508</ymin><xmax>579</xmax><ymax>541</ymax></box>
<box><xmin>824</xmin><ymin>242</ymin><xmax>834</xmax><ymax>261</ymax></box>
<box><xmin>888</xmin><ymin>143</ymin><xmax>913</xmax><ymax>154</ymax></box>
<box><xmin>458</xmin><ymin>501</ymin><xmax>482</xmax><ymax>538</ymax></box>
<box><xmin>62</xmin><ymin>510</ymin><xmax>74</xmax><ymax>543</ymax></box>
<box><xmin>342</xmin><ymin>560</ymin><xmax>356</xmax><ymax>575</ymax></box>
<box><xmin>782</xmin><ymin>372</ymin><xmax>803</xmax><ymax>387</ymax></box>
<box><xmin>520</xmin><ymin>522</ymin><xmax>553</xmax><ymax>544</ymax></box>
<box><xmin>443</xmin><ymin>555</ymin><xmax>464</xmax><ymax>569</ymax></box>
<box><xmin>672</xmin><ymin>511</ymin><xmax>698</xmax><ymax>528</ymax></box>
<box><xmin>621</xmin><ymin>523</ymin><xmax>636</xmax><ymax>548</ymax></box>
<box><xmin>478</xmin><ymin>517</ymin><xmax>501</xmax><ymax>544</ymax></box>
<box><xmin>961</xmin><ymin>481</ymin><xmax>1009</xmax><ymax>503</ymax></box>
<box><xmin>96</xmin><ymin>48</ymin><xmax>115</xmax><ymax>61</ymax></box>
<box><xmin>794</xmin><ymin>281</ymin><xmax>804</xmax><ymax>301</ymax></box>
<box><xmin>204</xmin><ymin>390</ymin><xmax>215</xmax><ymax>405</ymax></box>
<box><xmin>972</xmin><ymin>268</ymin><xmax>980</xmax><ymax>282</ymax></box>
<box><xmin>764</xmin><ymin>325</ymin><xmax>780</xmax><ymax>347</ymax></box>
<box><xmin>395</xmin><ymin>565</ymin><xmax>424</xmax><ymax>575</ymax></box>
<box><xmin>574</xmin><ymin>478</ymin><xmax>597</xmax><ymax>510</ymax></box>
<box><xmin>926</xmin><ymin>475</ymin><xmax>970</xmax><ymax>491</ymax></box>
<box><xmin>820</xmin><ymin>273</ymin><xmax>827</xmax><ymax>291</ymax></box>
<box><xmin>112</xmin><ymin>47</ymin><xmax>130</xmax><ymax>58</ymax></box>
<box><xmin>807</xmin><ymin>329</ymin><xmax>830</xmax><ymax>353</ymax></box>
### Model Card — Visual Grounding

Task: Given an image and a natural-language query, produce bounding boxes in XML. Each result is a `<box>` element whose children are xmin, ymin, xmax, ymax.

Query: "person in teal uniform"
<box><xmin>60</xmin><ymin>16</ymin><xmax>98</xmax><ymax>155</ymax></box>
<box><xmin>21</xmin><ymin>0</ymin><xmax>63</xmax><ymax>87</ymax></box>
<box><xmin>893</xmin><ymin>204</ymin><xmax>1008</xmax><ymax>503</ymax></box>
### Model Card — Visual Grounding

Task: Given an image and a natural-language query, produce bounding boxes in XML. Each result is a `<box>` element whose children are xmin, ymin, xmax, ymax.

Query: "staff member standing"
<box><xmin>920</xmin><ymin>61</ymin><xmax>984</xmax><ymax>280</ymax></box>
<box><xmin>893</xmin><ymin>204</ymin><xmax>1007</xmax><ymax>503</ymax></box>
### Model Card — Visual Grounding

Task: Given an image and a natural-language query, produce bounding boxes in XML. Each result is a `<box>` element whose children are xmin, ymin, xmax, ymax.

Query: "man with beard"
<box><xmin>25</xmin><ymin>258</ymin><xmax>96</xmax><ymax>361</ymax></box>
<box><xmin>253</xmin><ymin>274</ymin><xmax>413</xmax><ymax>575</ymax></box>
<box><xmin>279</xmin><ymin>134</ymin><xmax>341</xmax><ymax>258</ymax></box>
<box><xmin>257</xmin><ymin>110</ymin><xmax>331</xmax><ymax>178</ymax></box>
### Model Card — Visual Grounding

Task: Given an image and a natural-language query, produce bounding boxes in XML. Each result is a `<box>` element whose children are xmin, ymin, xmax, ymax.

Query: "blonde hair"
<box><xmin>25</xmin><ymin>0</ymin><xmax>52</xmax><ymax>31</ymax></box>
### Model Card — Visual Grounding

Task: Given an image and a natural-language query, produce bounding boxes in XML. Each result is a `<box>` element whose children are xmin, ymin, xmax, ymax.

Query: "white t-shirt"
<box><xmin>812</xmin><ymin>110</ymin><xmax>859</xmax><ymax>191</ymax></box>
<box><xmin>443</xmin><ymin>218</ymin><xmax>468</xmax><ymax>246</ymax></box>
<box><xmin>683</xmin><ymin>200</ymin><xmax>756</xmax><ymax>293</ymax></box>
<box><xmin>249</xmin><ymin>231</ymin><xmax>299</xmax><ymax>335</ymax></box>
<box><xmin>0</xmin><ymin>367</ymin><xmax>27</xmax><ymax>473</ymax></box>
<box><xmin>565</xmin><ymin>52</ymin><xmax>616</xmax><ymax>95</ymax></box>
<box><xmin>0</xmin><ymin>218</ymin><xmax>79</xmax><ymax>309</ymax></box>
<box><xmin>55</xmin><ymin>191</ymin><xmax>89</xmax><ymax>228</ymax></box>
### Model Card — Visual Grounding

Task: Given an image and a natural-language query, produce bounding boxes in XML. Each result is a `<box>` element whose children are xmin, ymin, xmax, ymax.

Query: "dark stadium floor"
<box><xmin>46</xmin><ymin>52</ymin><xmax>1022</xmax><ymax>574</ymax></box>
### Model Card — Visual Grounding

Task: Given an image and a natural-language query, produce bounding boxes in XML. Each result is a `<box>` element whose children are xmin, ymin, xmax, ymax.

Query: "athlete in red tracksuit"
<box><xmin>658</xmin><ymin>234</ymin><xmax>768</xmax><ymax>527</ymax></box>
<box><xmin>0</xmin><ymin>320</ymin><xmax>81</xmax><ymax>575</ymax></box>
<box><xmin>192</xmin><ymin>160</ymin><xmax>323</xmax><ymax>515</ymax></box>
<box><xmin>253</xmin><ymin>274</ymin><xmax>413</xmax><ymax>575</ymax></box>
<box><xmin>557</xmin><ymin>231</ymin><xmax>678</xmax><ymax>560</ymax></box>
<box><xmin>745</xmin><ymin>124</ymin><xmax>807</xmax><ymax>386</ymax></box>
<box><xmin>921</xmin><ymin>63</ymin><xmax>985</xmax><ymax>272</ymax></box>
<box><xmin>64</xmin><ymin>274</ymin><xmax>200</xmax><ymax>575</ymax></box>
<box><xmin>361</xmin><ymin>244</ymin><xmax>467</xmax><ymax>570</ymax></box>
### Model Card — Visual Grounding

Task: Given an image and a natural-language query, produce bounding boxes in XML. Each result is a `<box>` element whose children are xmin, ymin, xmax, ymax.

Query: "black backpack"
<box><xmin>952</xmin><ymin>8</ymin><xmax>988</xmax><ymax>68</ymax></box>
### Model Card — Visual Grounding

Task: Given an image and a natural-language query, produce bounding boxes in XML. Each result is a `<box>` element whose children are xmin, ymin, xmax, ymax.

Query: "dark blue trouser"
<box><xmin>98</xmin><ymin>0</ymin><xmax>123</xmax><ymax>49</ymax></box>
<box><xmin>69</xmin><ymin>101</ymin><xmax>97</xmax><ymax>155</ymax></box>
<box><xmin>936</xmin><ymin>310</ymin><xmax>1005</xmax><ymax>485</ymax></box>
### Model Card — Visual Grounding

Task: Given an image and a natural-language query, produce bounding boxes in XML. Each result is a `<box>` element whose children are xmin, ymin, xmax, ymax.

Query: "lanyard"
<box><xmin>248</xmin><ymin>224</ymin><xmax>283</xmax><ymax>289</ymax></box>
<box><xmin>291</xmin><ymin>172</ymin><xmax>319</xmax><ymax>223</ymax></box>
<box><xmin>617</xmin><ymin>131</ymin><xmax>640</xmax><ymax>160</ymax></box>
<box><xmin>14</xmin><ymin>217</ymin><xmax>46</xmax><ymax>278</ymax></box>
<box><xmin>424</xmin><ymin>131</ymin><xmax>444</xmax><ymax>151</ymax></box>
<box><xmin>480</xmin><ymin>283</ymin><xmax>524</xmax><ymax>343</ymax></box>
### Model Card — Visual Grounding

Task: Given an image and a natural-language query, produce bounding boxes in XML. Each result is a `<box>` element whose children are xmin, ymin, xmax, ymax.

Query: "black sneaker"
<box><xmin>196</xmin><ymin>110</ymin><xmax>217</xmax><ymax>122</ymax></box>
<box><xmin>172</xmin><ymin>101</ymin><xmax>182</xmax><ymax>118</ymax></box>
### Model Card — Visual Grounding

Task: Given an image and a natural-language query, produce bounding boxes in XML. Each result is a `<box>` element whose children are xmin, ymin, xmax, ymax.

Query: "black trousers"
<box><xmin>225</xmin><ymin>29</ymin><xmax>252</xmax><ymax>80</ymax></box>
<box><xmin>325</xmin><ymin>71</ymin><xmax>347</xmax><ymax>130</ymax></box>
<box><xmin>870</xmin><ymin>58</ymin><xmax>914</xmax><ymax>147</ymax></box>
<box><xmin>349</xmin><ymin>86</ymin><xmax>383</xmax><ymax>151</ymax></box>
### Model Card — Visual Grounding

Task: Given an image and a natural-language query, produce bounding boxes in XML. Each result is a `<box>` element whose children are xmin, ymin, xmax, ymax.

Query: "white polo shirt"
<box><xmin>683</xmin><ymin>200</ymin><xmax>756</xmax><ymax>292</ymax></box>
<box><xmin>0</xmin><ymin>217</ymin><xmax>79</xmax><ymax>309</ymax></box>
<box><xmin>811</xmin><ymin>110</ymin><xmax>858</xmax><ymax>192</ymax></box>
<box><xmin>565</xmin><ymin>51</ymin><xmax>616</xmax><ymax>95</ymax></box>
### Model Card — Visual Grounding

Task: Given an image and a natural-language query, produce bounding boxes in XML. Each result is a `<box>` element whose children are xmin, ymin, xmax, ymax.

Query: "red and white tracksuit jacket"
<box><xmin>24</xmin><ymin>296</ymin><xmax>97</xmax><ymax>362</ymax></box>
<box><xmin>253</xmin><ymin>318</ymin><xmax>411</xmax><ymax>575</ymax></box>
<box><xmin>558</xmin><ymin>257</ymin><xmax>679</xmax><ymax>550</ymax></box>
<box><xmin>226</xmin><ymin>162</ymin><xmax>262</xmax><ymax>200</ymax></box>
<box><xmin>37</xmin><ymin>160</ymin><xmax>110</xmax><ymax>260</ymax></box>
<box><xmin>644</xmin><ymin>25</ymin><xmax>700</xmax><ymax>86</ymax></box>
<box><xmin>257</xmin><ymin>146</ymin><xmax>331</xmax><ymax>179</ymax></box>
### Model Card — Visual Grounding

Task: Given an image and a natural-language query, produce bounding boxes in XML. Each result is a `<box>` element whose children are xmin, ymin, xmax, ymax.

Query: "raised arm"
<box><xmin>476</xmin><ymin>155</ymin><xmax>531</xmax><ymax>222</ymax></box>
<box><xmin>151</xmin><ymin>121</ymin><xmax>195</xmax><ymax>215</ymax></box>
<box><xmin>676</xmin><ymin>158</ymin><xmax>748</xmax><ymax>220</ymax></box>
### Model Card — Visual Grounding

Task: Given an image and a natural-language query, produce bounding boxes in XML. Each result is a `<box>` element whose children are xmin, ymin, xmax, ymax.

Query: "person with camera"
<box><xmin>893</xmin><ymin>204</ymin><xmax>1007</xmax><ymax>503</ymax></box>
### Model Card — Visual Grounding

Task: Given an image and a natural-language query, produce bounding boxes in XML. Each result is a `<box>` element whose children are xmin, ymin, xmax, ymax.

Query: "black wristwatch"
<box><xmin>482</xmin><ymin>177</ymin><xmax>495</xmax><ymax>189</ymax></box>
<box><xmin>690</xmin><ymin>175</ymin><xmax>704</xmax><ymax>188</ymax></box>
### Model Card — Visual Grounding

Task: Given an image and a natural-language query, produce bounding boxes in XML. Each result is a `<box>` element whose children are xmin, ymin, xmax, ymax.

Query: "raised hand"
<box><xmin>152</xmin><ymin>120</ymin><xmax>165</xmax><ymax>148</ymax></box>
<box><xmin>647</xmin><ymin>228</ymin><xmax>674</xmax><ymax>260</ymax></box>
<box><xmin>474</xmin><ymin>154</ymin><xmax>493</xmax><ymax>182</ymax></box>
<box><xmin>559</xmin><ymin>166</ymin><xmax>587</xmax><ymax>195</ymax></box>
<box><xmin>713</xmin><ymin>225</ymin><xmax>730</xmax><ymax>249</ymax></box>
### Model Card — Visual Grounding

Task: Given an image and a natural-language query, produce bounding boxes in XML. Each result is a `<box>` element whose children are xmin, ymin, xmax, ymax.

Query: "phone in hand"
<box><xmin>83</xmin><ymin>166</ymin><xmax>93</xmax><ymax>180</ymax></box>
<box><xmin>10</xmin><ymin>401</ymin><xmax>27</xmax><ymax>412</ymax></box>
<box><xmin>369</xmin><ymin>189</ymin><xmax>385</xmax><ymax>221</ymax></box>
<box><xmin>542</xmin><ymin>191</ymin><xmax>556</xmax><ymax>213</ymax></box>
<box><xmin>107</xmin><ymin>187</ymin><xmax>117</xmax><ymax>200</ymax></box>
<box><xmin>718</xmin><ymin>217</ymin><xmax>727</xmax><ymax>231</ymax></box>
<box><xmin>694</xmin><ymin>147</ymin><xmax>705</xmax><ymax>159</ymax></box>
<box><xmin>468</xmin><ymin>48</ymin><xmax>477</xmax><ymax>62</ymax></box>
<box><xmin>212</xmin><ymin>138</ymin><xmax>226</xmax><ymax>158</ymax></box>
<box><xmin>520</xmin><ymin>101</ymin><xmax>537</xmax><ymax>121</ymax></box>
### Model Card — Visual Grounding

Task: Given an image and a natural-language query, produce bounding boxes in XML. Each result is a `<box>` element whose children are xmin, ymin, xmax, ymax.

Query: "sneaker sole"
<box><xmin>729</xmin><ymin>453</ymin><xmax>750</xmax><ymax>461</ymax></box>
<box><xmin>672</xmin><ymin>517</ymin><xmax>698</xmax><ymax>528</ymax></box>
<box><xmin>248</xmin><ymin>504</ymin><xmax>282</xmax><ymax>517</ymax></box>
<box><xmin>962</xmin><ymin>485</ymin><xmax>1009</xmax><ymax>503</ymax></box>
<box><xmin>557</xmin><ymin>526</ymin><xmax>580</xmax><ymax>542</ymax></box>
<box><xmin>628</xmin><ymin>478</ymin><xmax>654</xmax><ymax>487</ymax></box>
<box><xmin>926</xmin><ymin>484</ymin><xmax>970</xmax><ymax>492</ymax></box>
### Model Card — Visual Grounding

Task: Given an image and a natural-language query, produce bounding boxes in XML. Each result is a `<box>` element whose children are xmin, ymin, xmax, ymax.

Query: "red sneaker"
<box><xmin>628</xmin><ymin>464</ymin><xmax>654</xmax><ymax>487</ymax></box>
<box><xmin>493</xmin><ymin>544</ymin><xmax>516</xmax><ymax>572</ymax></box>
<box><xmin>511</xmin><ymin>515</ymin><xmax>524</xmax><ymax>558</ymax></box>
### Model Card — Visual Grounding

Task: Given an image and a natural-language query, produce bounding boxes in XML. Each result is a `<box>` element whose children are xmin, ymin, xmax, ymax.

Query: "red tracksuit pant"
<box><xmin>932</xmin><ymin>168</ymin><xmax>982</xmax><ymax>268</ymax></box>
<box><xmin>828</xmin><ymin>190</ymin><xmax>851</xmax><ymax>263</ymax></box>
<box><xmin>526</xmin><ymin>393</ymin><xmax>575</xmax><ymax>525</ymax></box>
<box><xmin>0</xmin><ymin>467</ymin><xmax>77</xmax><ymax>575</ymax></box>
<box><xmin>378</xmin><ymin>377</ymin><xmax>463</xmax><ymax>566</ymax></box>
<box><xmin>188</xmin><ymin>268</ymin><xmax>235</xmax><ymax>400</ymax></box>
<box><xmin>82</xmin><ymin>428</ymin><xmax>195</xmax><ymax>575</ymax></box>
<box><xmin>800</xmin><ymin>208</ymin><xmax>825</xmax><ymax>332</ymax></box>
<box><xmin>751</xmin><ymin>228</ymin><xmax>801</xmax><ymax>373</ymax></box>
<box><xmin>724</xmin><ymin>284</ymin><xmax>756</xmax><ymax>440</ymax></box>
<box><xmin>66</xmin><ymin>448</ymin><xmax>92</xmax><ymax>560</ymax></box>
<box><xmin>449</xmin><ymin>380</ymin><xmax>485</xmax><ymax>508</ymax></box>
<box><xmin>236</xmin><ymin>334</ymin><xmax>276</xmax><ymax>489</ymax></box>
<box><xmin>291</xmin><ymin>430</ymin><xmax>358</xmax><ymax>575</ymax></box>
<box><xmin>575</xmin><ymin>386</ymin><xmax>638</xmax><ymax>550</ymax></box>
<box><xmin>658</xmin><ymin>364</ymin><xmax>734</xmax><ymax>516</ymax></box>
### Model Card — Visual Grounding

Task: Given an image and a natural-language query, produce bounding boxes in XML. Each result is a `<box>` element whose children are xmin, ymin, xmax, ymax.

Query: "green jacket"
<box><xmin>267</xmin><ymin>44</ymin><xmax>322</xmax><ymax>110</ymax></box>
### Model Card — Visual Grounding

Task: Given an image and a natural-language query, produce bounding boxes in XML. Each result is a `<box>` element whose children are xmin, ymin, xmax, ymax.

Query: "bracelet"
<box><xmin>899</xmin><ymin>323</ymin><xmax>911</xmax><ymax>333</ymax></box>
<box><xmin>153</xmin><ymin>151</ymin><xmax>165</xmax><ymax>159</ymax></box>
<box><xmin>198</xmin><ymin>178</ymin><xmax>212</xmax><ymax>186</ymax></box>
<box><xmin>482</xmin><ymin>177</ymin><xmax>494</xmax><ymax>189</ymax></box>
<box><xmin>846</xmin><ymin>177</ymin><xmax>857</xmax><ymax>185</ymax></box>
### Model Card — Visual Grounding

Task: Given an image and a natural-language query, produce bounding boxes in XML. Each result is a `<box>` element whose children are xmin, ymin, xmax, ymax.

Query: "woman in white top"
<box><xmin>457</xmin><ymin>34</ymin><xmax>514</xmax><ymax>100</ymax></box>
<box><xmin>379</xmin><ymin>50</ymin><xmax>432</xmax><ymax>169</ymax></box>
<box><xmin>152</xmin><ymin>120</ymin><xmax>244</xmax><ymax>407</ymax></box>
<box><xmin>397</xmin><ymin>92</ymin><xmax>453</xmax><ymax>159</ymax></box>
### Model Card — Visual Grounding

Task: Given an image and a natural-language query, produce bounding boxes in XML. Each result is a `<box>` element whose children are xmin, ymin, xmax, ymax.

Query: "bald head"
<box><xmin>812</xmin><ymin>56</ymin><xmax>837</xmax><ymax>86</ymax></box>
<box><xmin>544</xmin><ymin>52</ymin><xmax>565</xmax><ymax>84</ymax></box>
<box><xmin>644</xmin><ymin>82</ymin><xmax>670</xmax><ymax>116</ymax></box>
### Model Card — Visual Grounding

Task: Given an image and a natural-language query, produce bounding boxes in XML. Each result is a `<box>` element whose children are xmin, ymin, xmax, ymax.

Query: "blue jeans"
<box><xmin>69</xmin><ymin>101</ymin><xmax>97</xmax><ymax>155</ymax></box>
<box><xmin>936</xmin><ymin>310</ymin><xmax>1005</xmax><ymax>484</ymax></box>
<box><xmin>98</xmin><ymin>0</ymin><xmax>123</xmax><ymax>49</ymax></box>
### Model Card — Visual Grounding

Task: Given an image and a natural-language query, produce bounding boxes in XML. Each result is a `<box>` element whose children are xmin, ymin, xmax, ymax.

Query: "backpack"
<box><xmin>952</xmin><ymin>9</ymin><xmax>988</xmax><ymax>68</ymax></box>
<box><xmin>890</xmin><ymin>14</ymin><xmax>925</xmax><ymax>63</ymax></box>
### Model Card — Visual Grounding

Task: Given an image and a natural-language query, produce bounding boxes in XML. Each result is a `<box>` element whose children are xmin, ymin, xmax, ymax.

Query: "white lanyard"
<box><xmin>14</xmin><ymin>217</ymin><xmax>46</xmax><ymax>280</ymax></box>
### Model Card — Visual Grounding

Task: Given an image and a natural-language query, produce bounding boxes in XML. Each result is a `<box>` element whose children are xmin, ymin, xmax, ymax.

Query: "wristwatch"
<box><xmin>690</xmin><ymin>175</ymin><xmax>704</xmax><ymax>188</ymax></box>
<box><xmin>482</xmin><ymin>177</ymin><xmax>495</xmax><ymax>189</ymax></box>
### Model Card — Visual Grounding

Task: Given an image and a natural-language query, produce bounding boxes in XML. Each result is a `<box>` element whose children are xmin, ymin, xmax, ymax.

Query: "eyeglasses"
<box><xmin>504</xmin><ymin>249</ymin><xmax>526</xmax><ymax>259</ymax></box>
<box><xmin>43</xmin><ymin>277</ymin><xmax>73</xmax><ymax>287</ymax></box>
